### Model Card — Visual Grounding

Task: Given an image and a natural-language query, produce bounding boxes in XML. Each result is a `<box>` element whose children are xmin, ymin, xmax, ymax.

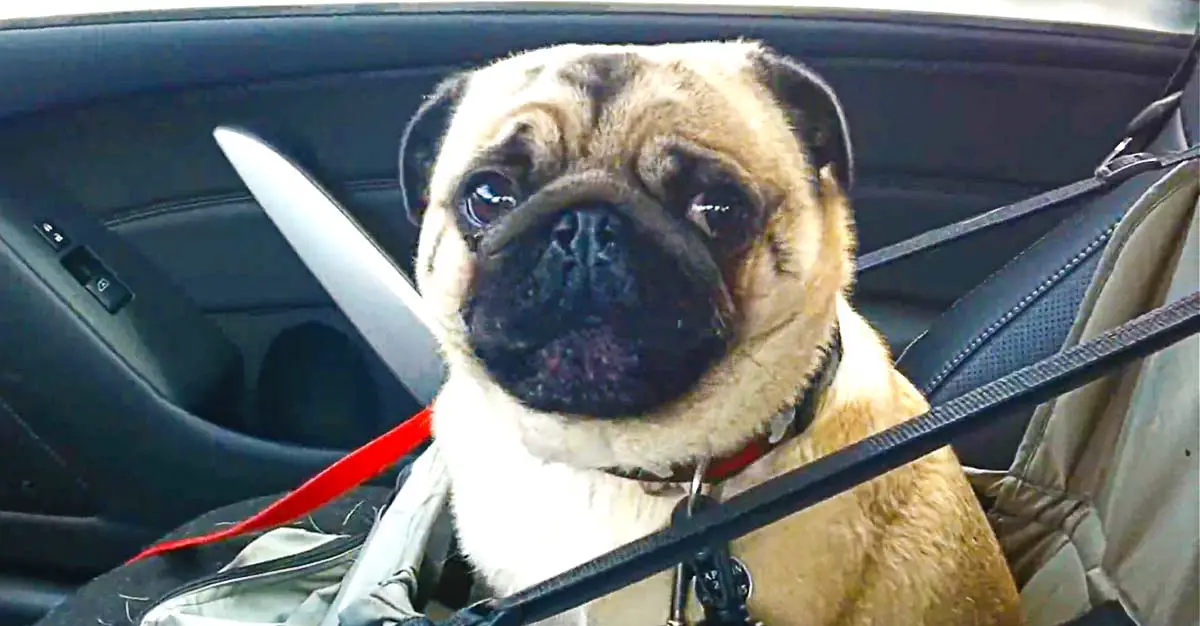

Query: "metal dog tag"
<box><xmin>693</xmin><ymin>554</ymin><xmax>753</xmax><ymax>611</ymax></box>
<box><xmin>664</xmin><ymin>462</ymin><xmax>761</xmax><ymax>626</ymax></box>
<box><xmin>685</xmin><ymin>495</ymin><xmax>756</xmax><ymax>626</ymax></box>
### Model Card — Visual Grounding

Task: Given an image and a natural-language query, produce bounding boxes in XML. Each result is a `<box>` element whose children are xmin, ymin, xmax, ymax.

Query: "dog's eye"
<box><xmin>687</xmin><ymin>185</ymin><xmax>750</xmax><ymax>238</ymax></box>
<box><xmin>461</xmin><ymin>171</ymin><xmax>520</xmax><ymax>227</ymax></box>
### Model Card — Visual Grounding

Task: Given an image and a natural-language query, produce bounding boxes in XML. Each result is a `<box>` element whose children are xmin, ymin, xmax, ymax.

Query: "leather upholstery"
<box><xmin>896</xmin><ymin>75</ymin><xmax>1196</xmax><ymax>471</ymax></box>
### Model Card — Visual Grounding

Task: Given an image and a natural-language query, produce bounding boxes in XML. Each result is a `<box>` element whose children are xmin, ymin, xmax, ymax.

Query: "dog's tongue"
<box><xmin>540</xmin><ymin>326</ymin><xmax>639</xmax><ymax>384</ymax></box>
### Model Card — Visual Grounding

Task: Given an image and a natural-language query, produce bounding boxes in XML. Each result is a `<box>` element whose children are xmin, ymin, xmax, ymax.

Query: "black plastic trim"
<box><xmin>0</xmin><ymin>170</ymin><xmax>244</xmax><ymax>417</ymax></box>
<box><xmin>0</xmin><ymin>171</ymin><xmax>382</xmax><ymax>532</ymax></box>
<box><xmin>0</xmin><ymin>574</ymin><xmax>73</xmax><ymax>626</ymax></box>
<box><xmin>0</xmin><ymin>13</ymin><xmax>1188</xmax><ymax>122</ymax></box>
<box><xmin>1</xmin><ymin>3</ymin><xmax>1193</xmax><ymax>37</ymax></box>
<box><xmin>0</xmin><ymin>511</ymin><xmax>154</xmax><ymax>577</ymax></box>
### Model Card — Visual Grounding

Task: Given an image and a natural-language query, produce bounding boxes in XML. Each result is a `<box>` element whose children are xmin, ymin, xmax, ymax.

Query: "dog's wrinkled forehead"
<box><xmin>400</xmin><ymin>41</ymin><xmax>853</xmax><ymax>222</ymax></box>
<box><xmin>452</xmin><ymin>44</ymin><xmax>770</xmax><ymax>180</ymax></box>
<box><xmin>471</xmin><ymin>41</ymin><xmax>762</xmax><ymax>124</ymax></box>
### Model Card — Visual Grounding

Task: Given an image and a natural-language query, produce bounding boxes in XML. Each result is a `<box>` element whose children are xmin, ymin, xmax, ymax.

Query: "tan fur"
<box><xmin>413</xmin><ymin>40</ymin><xmax>1023</xmax><ymax>625</ymax></box>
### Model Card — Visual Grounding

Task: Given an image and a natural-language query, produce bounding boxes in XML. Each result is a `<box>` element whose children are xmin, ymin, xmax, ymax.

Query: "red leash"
<box><xmin>128</xmin><ymin>407</ymin><xmax>434</xmax><ymax>563</ymax></box>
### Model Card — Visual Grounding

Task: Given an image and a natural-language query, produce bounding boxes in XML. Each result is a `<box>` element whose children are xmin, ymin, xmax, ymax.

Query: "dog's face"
<box><xmin>403</xmin><ymin>41</ymin><xmax>856</xmax><ymax>470</ymax></box>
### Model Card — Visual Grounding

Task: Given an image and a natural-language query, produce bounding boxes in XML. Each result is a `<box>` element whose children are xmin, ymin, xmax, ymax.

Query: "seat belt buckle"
<box><xmin>1094</xmin><ymin>150</ymin><xmax>1162</xmax><ymax>183</ymax></box>
<box><xmin>1097</xmin><ymin>90</ymin><xmax>1185</xmax><ymax>172</ymax></box>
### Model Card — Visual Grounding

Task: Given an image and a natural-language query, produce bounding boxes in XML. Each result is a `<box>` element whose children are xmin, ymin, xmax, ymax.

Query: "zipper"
<box><xmin>146</xmin><ymin>531</ymin><xmax>368</xmax><ymax>614</ymax></box>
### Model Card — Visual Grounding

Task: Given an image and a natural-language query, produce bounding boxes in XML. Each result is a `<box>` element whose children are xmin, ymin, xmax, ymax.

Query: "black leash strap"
<box><xmin>856</xmin><ymin>145</ymin><xmax>1200</xmax><ymax>274</ymax></box>
<box><xmin>431</xmin><ymin>290</ymin><xmax>1200</xmax><ymax>626</ymax></box>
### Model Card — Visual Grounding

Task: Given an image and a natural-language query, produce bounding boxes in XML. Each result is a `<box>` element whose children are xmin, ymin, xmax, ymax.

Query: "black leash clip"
<box><xmin>665</xmin><ymin>462</ymin><xmax>762</xmax><ymax>626</ymax></box>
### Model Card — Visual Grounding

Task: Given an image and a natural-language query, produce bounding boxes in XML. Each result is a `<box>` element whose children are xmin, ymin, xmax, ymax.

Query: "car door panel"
<box><xmin>0</xmin><ymin>8</ymin><xmax>1190</xmax><ymax>624</ymax></box>
<box><xmin>10</xmin><ymin>55</ymin><xmax>1166</xmax><ymax>305</ymax></box>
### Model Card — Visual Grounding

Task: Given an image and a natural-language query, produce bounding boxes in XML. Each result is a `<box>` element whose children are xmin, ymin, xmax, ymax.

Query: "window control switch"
<box><xmin>84</xmin><ymin>272</ymin><xmax>132</xmax><ymax>313</ymax></box>
<box><xmin>62</xmin><ymin>247</ymin><xmax>133</xmax><ymax>314</ymax></box>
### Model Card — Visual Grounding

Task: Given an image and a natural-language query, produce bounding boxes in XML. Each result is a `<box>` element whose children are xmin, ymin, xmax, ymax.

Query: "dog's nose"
<box><xmin>536</xmin><ymin>203</ymin><xmax>634</xmax><ymax>313</ymax></box>
<box><xmin>549</xmin><ymin>204</ymin><xmax>626</xmax><ymax>269</ymax></box>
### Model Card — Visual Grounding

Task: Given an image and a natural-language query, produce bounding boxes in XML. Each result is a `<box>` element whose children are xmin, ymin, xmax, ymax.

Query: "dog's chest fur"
<box><xmin>433</xmin><ymin>375</ymin><xmax>679</xmax><ymax>599</ymax></box>
<box><xmin>435</xmin><ymin>376</ymin><xmax>820</xmax><ymax>625</ymax></box>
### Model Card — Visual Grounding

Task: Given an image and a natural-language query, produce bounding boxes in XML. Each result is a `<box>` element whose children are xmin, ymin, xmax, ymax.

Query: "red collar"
<box><xmin>602</xmin><ymin>328</ymin><xmax>842</xmax><ymax>485</ymax></box>
<box><xmin>603</xmin><ymin>429</ymin><xmax>801</xmax><ymax>485</ymax></box>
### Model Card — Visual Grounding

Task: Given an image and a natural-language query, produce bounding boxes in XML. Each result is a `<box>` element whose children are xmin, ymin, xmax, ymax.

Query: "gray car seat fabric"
<box><xmin>33</xmin><ymin>487</ymin><xmax>393</xmax><ymax>626</ymax></box>
<box><xmin>896</xmin><ymin>84</ymin><xmax>1195</xmax><ymax>471</ymax></box>
<box><xmin>978</xmin><ymin>160</ymin><xmax>1198</xmax><ymax>626</ymax></box>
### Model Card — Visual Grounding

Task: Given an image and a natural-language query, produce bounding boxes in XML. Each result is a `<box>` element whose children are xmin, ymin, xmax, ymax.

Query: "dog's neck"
<box><xmin>602</xmin><ymin>324</ymin><xmax>843</xmax><ymax>486</ymax></box>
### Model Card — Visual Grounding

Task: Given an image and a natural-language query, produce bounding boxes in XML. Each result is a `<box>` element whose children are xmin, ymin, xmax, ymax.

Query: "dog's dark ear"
<box><xmin>751</xmin><ymin>48</ymin><xmax>854</xmax><ymax>193</ymax></box>
<box><xmin>399</xmin><ymin>73</ymin><xmax>467</xmax><ymax>224</ymax></box>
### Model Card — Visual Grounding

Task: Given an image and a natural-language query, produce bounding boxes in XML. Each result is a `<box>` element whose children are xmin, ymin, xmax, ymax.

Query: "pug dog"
<box><xmin>399</xmin><ymin>40</ymin><xmax>1024</xmax><ymax>626</ymax></box>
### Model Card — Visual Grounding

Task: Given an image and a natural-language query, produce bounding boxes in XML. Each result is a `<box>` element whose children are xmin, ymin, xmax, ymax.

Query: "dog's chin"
<box><xmin>470</xmin><ymin>321</ymin><xmax>726</xmax><ymax>419</ymax></box>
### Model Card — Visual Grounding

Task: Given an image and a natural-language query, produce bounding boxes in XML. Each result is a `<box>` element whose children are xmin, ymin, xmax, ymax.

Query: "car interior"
<box><xmin>0</xmin><ymin>3</ymin><xmax>1196</xmax><ymax>625</ymax></box>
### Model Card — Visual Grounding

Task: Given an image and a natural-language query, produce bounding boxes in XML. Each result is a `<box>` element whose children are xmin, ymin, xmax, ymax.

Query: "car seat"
<box><xmin>893</xmin><ymin>39</ymin><xmax>1199</xmax><ymax>626</ymax></box>
<box><xmin>896</xmin><ymin>55</ymin><xmax>1198</xmax><ymax>473</ymax></box>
